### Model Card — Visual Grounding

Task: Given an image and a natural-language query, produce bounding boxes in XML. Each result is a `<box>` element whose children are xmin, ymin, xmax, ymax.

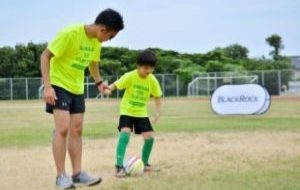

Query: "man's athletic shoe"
<box><xmin>72</xmin><ymin>171</ymin><xmax>102</xmax><ymax>186</ymax></box>
<box><xmin>56</xmin><ymin>174</ymin><xmax>75</xmax><ymax>189</ymax></box>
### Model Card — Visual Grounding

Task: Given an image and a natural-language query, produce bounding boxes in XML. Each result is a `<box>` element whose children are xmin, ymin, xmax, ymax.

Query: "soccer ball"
<box><xmin>124</xmin><ymin>156</ymin><xmax>144</xmax><ymax>176</ymax></box>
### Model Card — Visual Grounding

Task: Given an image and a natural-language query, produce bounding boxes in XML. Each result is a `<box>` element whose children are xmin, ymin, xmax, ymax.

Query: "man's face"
<box><xmin>96</xmin><ymin>26</ymin><xmax>118</xmax><ymax>42</ymax></box>
<box><xmin>137</xmin><ymin>65</ymin><xmax>154</xmax><ymax>78</ymax></box>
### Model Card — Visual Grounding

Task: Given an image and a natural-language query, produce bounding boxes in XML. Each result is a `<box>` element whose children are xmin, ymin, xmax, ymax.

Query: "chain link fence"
<box><xmin>0</xmin><ymin>78</ymin><xmax>42</xmax><ymax>100</ymax></box>
<box><xmin>0</xmin><ymin>70</ymin><xmax>299</xmax><ymax>100</ymax></box>
<box><xmin>190</xmin><ymin>69</ymin><xmax>299</xmax><ymax>96</ymax></box>
<box><xmin>84</xmin><ymin>74</ymin><xmax>187</xmax><ymax>99</ymax></box>
<box><xmin>0</xmin><ymin>74</ymin><xmax>187</xmax><ymax>100</ymax></box>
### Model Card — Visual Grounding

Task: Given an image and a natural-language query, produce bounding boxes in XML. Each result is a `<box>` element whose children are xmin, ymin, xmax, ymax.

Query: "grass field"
<box><xmin>0</xmin><ymin>97</ymin><xmax>300</xmax><ymax>190</ymax></box>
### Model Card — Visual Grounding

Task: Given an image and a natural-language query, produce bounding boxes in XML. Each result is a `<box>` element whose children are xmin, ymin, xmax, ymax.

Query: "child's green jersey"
<box><xmin>115</xmin><ymin>70</ymin><xmax>162</xmax><ymax>117</ymax></box>
<box><xmin>48</xmin><ymin>24</ymin><xmax>101</xmax><ymax>94</ymax></box>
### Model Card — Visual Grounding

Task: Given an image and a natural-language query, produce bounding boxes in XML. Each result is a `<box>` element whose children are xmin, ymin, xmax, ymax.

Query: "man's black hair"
<box><xmin>95</xmin><ymin>8</ymin><xmax>124</xmax><ymax>31</ymax></box>
<box><xmin>137</xmin><ymin>49</ymin><xmax>157</xmax><ymax>67</ymax></box>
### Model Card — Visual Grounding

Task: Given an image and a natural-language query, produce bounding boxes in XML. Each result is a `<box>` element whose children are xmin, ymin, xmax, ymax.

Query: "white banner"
<box><xmin>211</xmin><ymin>84</ymin><xmax>271</xmax><ymax>115</ymax></box>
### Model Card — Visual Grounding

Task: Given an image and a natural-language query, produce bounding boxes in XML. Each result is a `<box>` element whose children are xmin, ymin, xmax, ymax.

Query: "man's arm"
<box><xmin>40</xmin><ymin>48</ymin><xmax>57</xmax><ymax>105</ymax></box>
<box><xmin>88</xmin><ymin>62</ymin><xmax>107</xmax><ymax>94</ymax></box>
<box><xmin>88</xmin><ymin>61</ymin><xmax>102</xmax><ymax>83</ymax></box>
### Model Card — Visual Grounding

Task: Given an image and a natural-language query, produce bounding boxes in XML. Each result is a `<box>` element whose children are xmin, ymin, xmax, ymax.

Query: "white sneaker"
<box><xmin>56</xmin><ymin>174</ymin><xmax>75</xmax><ymax>189</ymax></box>
<box><xmin>72</xmin><ymin>171</ymin><xmax>102</xmax><ymax>186</ymax></box>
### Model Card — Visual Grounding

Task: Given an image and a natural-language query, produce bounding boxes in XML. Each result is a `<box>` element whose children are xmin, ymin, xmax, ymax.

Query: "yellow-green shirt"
<box><xmin>115</xmin><ymin>70</ymin><xmax>162</xmax><ymax>117</ymax></box>
<box><xmin>48</xmin><ymin>24</ymin><xmax>100</xmax><ymax>94</ymax></box>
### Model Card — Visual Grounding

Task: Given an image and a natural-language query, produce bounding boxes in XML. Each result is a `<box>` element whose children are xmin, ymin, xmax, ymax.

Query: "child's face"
<box><xmin>137</xmin><ymin>65</ymin><xmax>154</xmax><ymax>78</ymax></box>
<box><xmin>96</xmin><ymin>26</ymin><xmax>118</xmax><ymax>42</ymax></box>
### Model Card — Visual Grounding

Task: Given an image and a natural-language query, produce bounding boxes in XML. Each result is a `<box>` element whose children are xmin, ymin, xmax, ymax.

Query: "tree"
<box><xmin>0</xmin><ymin>46</ymin><xmax>14</xmax><ymax>77</ymax></box>
<box><xmin>265</xmin><ymin>34</ymin><xmax>284</xmax><ymax>60</ymax></box>
<box><xmin>12</xmin><ymin>44</ymin><xmax>35</xmax><ymax>77</ymax></box>
<box><xmin>0</xmin><ymin>42</ymin><xmax>293</xmax><ymax>79</ymax></box>
<box><xmin>100</xmin><ymin>58</ymin><xmax>123</xmax><ymax>76</ymax></box>
<box><xmin>174</xmin><ymin>59</ymin><xmax>205</xmax><ymax>82</ymax></box>
<box><xmin>205</xmin><ymin>60</ymin><xmax>224</xmax><ymax>72</ymax></box>
<box><xmin>223</xmin><ymin>44</ymin><xmax>249</xmax><ymax>60</ymax></box>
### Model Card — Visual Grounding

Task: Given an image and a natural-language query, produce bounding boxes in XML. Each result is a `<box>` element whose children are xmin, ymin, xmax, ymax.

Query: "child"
<box><xmin>104</xmin><ymin>49</ymin><xmax>162</xmax><ymax>177</ymax></box>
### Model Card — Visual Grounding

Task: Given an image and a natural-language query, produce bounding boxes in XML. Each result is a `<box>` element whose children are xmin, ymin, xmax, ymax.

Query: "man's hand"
<box><xmin>97</xmin><ymin>83</ymin><xmax>109</xmax><ymax>94</ymax></box>
<box><xmin>101</xmin><ymin>83</ymin><xmax>115</xmax><ymax>96</ymax></box>
<box><xmin>43</xmin><ymin>85</ymin><xmax>57</xmax><ymax>105</ymax></box>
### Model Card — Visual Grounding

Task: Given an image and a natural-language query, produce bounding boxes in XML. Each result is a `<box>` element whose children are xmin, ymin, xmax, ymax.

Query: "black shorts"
<box><xmin>118</xmin><ymin>115</ymin><xmax>153</xmax><ymax>134</ymax></box>
<box><xmin>46</xmin><ymin>85</ymin><xmax>85</xmax><ymax>114</ymax></box>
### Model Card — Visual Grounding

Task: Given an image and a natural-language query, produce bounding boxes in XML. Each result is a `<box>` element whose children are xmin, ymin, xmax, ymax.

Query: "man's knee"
<box><xmin>53</xmin><ymin>110</ymin><xmax>71</xmax><ymax>138</ymax></box>
<box><xmin>70</xmin><ymin>122</ymin><xmax>83</xmax><ymax>137</ymax></box>
<box><xmin>55</xmin><ymin>125</ymin><xmax>69</xmax><ymax>138</ymax></box>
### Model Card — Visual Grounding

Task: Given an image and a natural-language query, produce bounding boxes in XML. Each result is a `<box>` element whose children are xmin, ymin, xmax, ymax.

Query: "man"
<box><xmin>40</xmin><ymin>8</ymin><xmax>124</xmax><ymax>189</ymax></box>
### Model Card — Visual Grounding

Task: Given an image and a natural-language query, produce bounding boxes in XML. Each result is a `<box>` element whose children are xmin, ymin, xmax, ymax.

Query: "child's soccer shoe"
<box><xmin>144</xmin><ymin>164</ymin><xmax>161</xmax><ymax>172</ymax></box>
<box><xmin>115</xmin><ymin>165</ymin><xmax>127</xmax><ymax>177</ymax></box>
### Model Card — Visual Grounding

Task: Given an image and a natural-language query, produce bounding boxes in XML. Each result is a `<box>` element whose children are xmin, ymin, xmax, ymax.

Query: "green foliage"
<box><xmin>100</xmin><ymin>58</ymin><xmax>123</xmax><ymax>75</ymax></box>
<box><xmin>266</xmin><ymin>34</ymin><xmax>284</xmax><ymax>60</ymax></box>
<box><xmin>0</xmin><ymin>43</ymin><xmax>46</xmax><ymax>78</ymax></box>
<box><xmin>0</xmin><ymin>46</ymin><xmax>15</xmax><ymax>77</ymax></box>
<box><xmin>223</xmin><ymin>43</ymin><xmax>249</xmax><ymax>60</ymax></box>
<box><xmin>205</xmin><ymin>60</ymin><xmax>224</xmax><ymax>72</ymax></box>
<box><xmin>242</xmin><ymin>57</ymin><xmax>274</xmax><ymax>71</ymax></box>
<box><xmin>223</xmin><ymin>63</ymin><xmax>245</xmax><ymax>72</ymax></box>
<box><xmin>174</xmin><ymin>59</ymin><xmax>205</xmax><ymax>82</ymax></box>
<box><xmin>0</xmin><ymin>41</ymin><xmax>292</xmax><ymax>81</ymax></box>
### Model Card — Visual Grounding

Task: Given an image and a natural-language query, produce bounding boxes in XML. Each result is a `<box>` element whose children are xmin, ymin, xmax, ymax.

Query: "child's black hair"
<box><xmin>137</xmin><ymin>49</ymin><xmax>157</xmax><ymax>67</ymax></box>
<box><xmin>95</xmin><ymin>8</ymin><xmax>124</xmax><ymax>32</ymax></box>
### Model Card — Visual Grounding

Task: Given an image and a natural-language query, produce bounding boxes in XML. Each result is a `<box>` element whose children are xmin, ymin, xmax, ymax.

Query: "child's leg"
<box><xmin>116</xmin><ymin>127</ymin><xmax>131</xmax><ymax>167</ymax></box>
<box><xmin>141</xmin><ymin>132</ymin><xmax>154</xmax><ymax>165</ymax></box>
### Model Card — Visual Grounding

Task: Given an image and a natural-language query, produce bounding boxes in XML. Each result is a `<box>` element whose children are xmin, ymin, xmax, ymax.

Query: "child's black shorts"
<box><xmin>118</xmin><ymin>115</ymin><xmax>153</xmax><ymax>134</ymax></box>
<box><xmin>46</xmin><ymin>85</ymin><xmax>85</xmax><ymax>114</ymax></box>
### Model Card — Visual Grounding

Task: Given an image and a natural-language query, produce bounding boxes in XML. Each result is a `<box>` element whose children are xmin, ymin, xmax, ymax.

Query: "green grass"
<box><xmin>98</xmin><ymin>156</ymin><xmax>300</xmax><ymax>190</ymax></box>
<box><xmin>0</xmin><ymin>97</ymin><xmax>300</xmax><ymax>147</ymax></box>
<box><xmin>0</xmin><ymin>97</ymin><xmax>299</xmax><ymax>190</ymax></box>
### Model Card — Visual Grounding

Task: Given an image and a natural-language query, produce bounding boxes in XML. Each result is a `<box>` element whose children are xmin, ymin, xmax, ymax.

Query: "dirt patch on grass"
<box><xmin>0</xmin><ymin>131</ymin><xmax>299</xmax><ymax>190</ymax></box>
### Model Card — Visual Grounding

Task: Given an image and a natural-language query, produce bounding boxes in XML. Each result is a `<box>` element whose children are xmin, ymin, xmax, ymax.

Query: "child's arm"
<box><xmin>103</xmin><ymin>73</ymin><xmax>129</xmax><ymax>96</ymax></box>
<box><xmin>153</xmin><ymin>97</ymin><xmax>162</xmax><ymax>124</ymax></box>
<box><xmin>103</xmin><ymin>83</ymin><xmax>117</xmax><ymax>96</ymax></box>
<box><xmin>108</xmin><ymin>83</ymin><xmax>117</xmax><ymax>91</ymax></box>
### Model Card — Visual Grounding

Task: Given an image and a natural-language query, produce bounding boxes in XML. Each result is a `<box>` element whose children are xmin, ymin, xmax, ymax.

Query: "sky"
<box><xmin>0</xmin><ymin>0</ymin><xmax>299</xmax><ymax>57</ymax></box>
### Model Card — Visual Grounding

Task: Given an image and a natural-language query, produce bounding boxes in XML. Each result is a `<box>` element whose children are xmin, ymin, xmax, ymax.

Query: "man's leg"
<box><xmin>68</xmin><ymin>113</ymin><xmax>84</xmax><ymax>175</ymax></box>
<box><xmin>69</xmin><ymin>113</ymin><xmax>102</xmax><ymax>186</ymax></box>
<box><xmin>52</xmin><ymin>110</ymin><xmax>71</xmax><ymax>176</ymax></box>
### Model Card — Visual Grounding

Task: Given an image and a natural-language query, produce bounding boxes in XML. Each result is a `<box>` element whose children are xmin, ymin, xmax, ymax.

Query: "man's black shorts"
<box><xmin>46</xmin><ymin>85</ymin><xmax>85</xmax><ymax>114</ymax></box>
<box><xmin>118</xmin><ymin>115</ymin><xmax>153</xmax><ymax>134</ymax></box>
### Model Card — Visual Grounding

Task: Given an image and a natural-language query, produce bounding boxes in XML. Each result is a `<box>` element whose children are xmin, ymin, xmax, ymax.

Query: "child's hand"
<box><xmin>103</xmin><ymin>88</ymin><xmax>112</xmax><ymax>96</ymax></box>
<box><xmin>98</xmin><ymin>83</ymin><xmax>108</xmax><ymax>94</ymax></box>
<box><xmin>152</xmin><ymin>113</ymin><xmax>160</xmax><ymax>124</ymax></box>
